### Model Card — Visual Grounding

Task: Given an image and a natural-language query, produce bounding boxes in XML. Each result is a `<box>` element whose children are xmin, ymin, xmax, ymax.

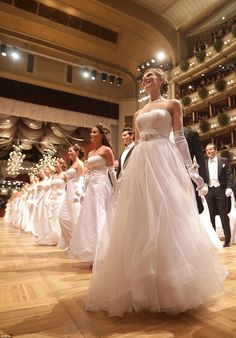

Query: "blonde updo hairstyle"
<box><xmin>56</xmin><ymin>158</ymin><xmax>67</xmax><ymax>171</ymax></box>
<box><xmin>95</xmin><ymin>123</ymin><xmax>113</xmax><ymax>149</ymax></box>
<box><xmin>143</xmin><ymin>68</ymin><xmax>169</xmax><ymax>95</ymax></box>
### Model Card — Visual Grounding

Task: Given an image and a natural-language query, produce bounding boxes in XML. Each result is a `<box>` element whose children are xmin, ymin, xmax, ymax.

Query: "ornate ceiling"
<box><xmin>132</xmin><ymin>0</ymin><xmax>231</xmax><ymax>30</ymax></box>
<box><xmin>0</xmin><ymin>0</ymin><xmax>234</xmax><ymax>78</ymax></box>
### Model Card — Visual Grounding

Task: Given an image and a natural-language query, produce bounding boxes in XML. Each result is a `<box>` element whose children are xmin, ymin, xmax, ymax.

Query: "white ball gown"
<box><xmin>58</xmin><ymin>168</ymin><xmax>83</xmax><ymax>250</ymax></box>
<box><xmin>37</xmin><ymin>177</ymin><xmax>66</xmax><ymax>245</ymax></box>
<box><xmin>70</xmin><ymin>155</ymin><xmax>113</xmax><ymax>261</ymax></box>
<box><xmin>86</xmin><ymin>109</ymin><xmax>226</xmax><ymax>317</ymax></box>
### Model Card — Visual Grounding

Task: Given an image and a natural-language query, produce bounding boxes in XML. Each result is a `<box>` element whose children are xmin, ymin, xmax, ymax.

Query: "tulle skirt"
<box><xmin>86</xmin><ymin>137</ymin><xmax>226</xmax><ymax>316</ymax></box>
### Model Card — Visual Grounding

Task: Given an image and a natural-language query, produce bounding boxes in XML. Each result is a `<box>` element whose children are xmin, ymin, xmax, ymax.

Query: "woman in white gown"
<box><xmin>58</xmin><ymin>145</ymin><xmax>84</xmax><ymax>250</ymax></box>
<box><xmin>37</xmin><ymin>159</ymin><xmax>66</xmax><ymax>245</ymax></box>
<box><xmin>86</xmin><ymin>68</ymin><xmax>226</xmax><ymax>317</ymax></box>
<box><xmin>70</xmin><ymin>123</ymin><xmax>115</xmax><ymax>263</ymax></box>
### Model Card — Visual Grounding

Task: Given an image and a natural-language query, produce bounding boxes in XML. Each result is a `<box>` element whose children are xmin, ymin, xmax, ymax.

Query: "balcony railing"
<box><xmin>171</xmin><ymin>31</ymin><xmax>236</xmax><ymax>83</ymax></box>
<box><xmin>190</xmin><ymin>108</ymin><xmax>236</xmax><ymax>135</ymax></box>
<box><xmin>182</xmin><ymin>72</ymin><xmax>236</xmax><ymax>109</ymax></box>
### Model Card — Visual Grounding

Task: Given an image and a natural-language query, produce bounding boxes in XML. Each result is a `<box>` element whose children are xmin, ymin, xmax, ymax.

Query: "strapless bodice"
<box><xmin>66</xmin><ymin>168</ymin><xmax>78</xmax><ymax>180</ymax></box>
<box><xmin>51</xmin><ymin>178</ymin><xmax>66</xmax><ymax>191</ymax></box>
<box><xmin>87</xmin><ymin>155</ymin><xmax>107</xmax><ymax>171</ymax></box>
<box><xmin>136</xmin><ymin>109</ymin><xmax>172</xmax><ymax>139</ymax></box>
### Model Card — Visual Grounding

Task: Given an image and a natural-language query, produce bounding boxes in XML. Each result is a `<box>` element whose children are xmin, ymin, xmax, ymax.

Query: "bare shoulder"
<box><xmin>169</xmin><ymin>99</ymin><xmax>182</xmax><ymax>108</ymax></box>
<box><xmin>103</xmin><ymin>145</ymin><xmax>113</xmax><ymax>154</ymax></box>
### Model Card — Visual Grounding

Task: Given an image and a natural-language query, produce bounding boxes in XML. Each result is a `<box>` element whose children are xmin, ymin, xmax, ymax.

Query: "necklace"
<box><xmin>151</xmin><ymin>96</ymin><xmax>163</xmax><ymax>102</ymax></box>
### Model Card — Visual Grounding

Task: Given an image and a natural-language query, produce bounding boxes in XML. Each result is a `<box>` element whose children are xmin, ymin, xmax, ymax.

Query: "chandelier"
<box><xmin>6</xmin><ymin>145</ymin><xmax>26</xmax><ymax>177</ymax></box>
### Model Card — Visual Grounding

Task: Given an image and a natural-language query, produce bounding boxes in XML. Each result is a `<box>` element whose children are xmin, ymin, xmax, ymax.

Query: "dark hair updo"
<box><xmin>72</xmin><ymin>144</ymin><xmax>85</xmax><ymax>160</ymax></box>
<box><xmin>95</xmin><ymin>123</ymin><xmax>113</xmax><ymax>149</ymax></box>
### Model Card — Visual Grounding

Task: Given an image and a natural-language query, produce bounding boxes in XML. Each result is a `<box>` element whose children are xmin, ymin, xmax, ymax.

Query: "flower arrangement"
<box><xmin>181</xmin><ymin>96</ymin><xmax>192</xmax><ymax>106</ymax></box>
<box><xmin>215</xmin><ymin>78</ymin><xmax>227</xmax><ymax>92</ymax></box>
<box><xmin>180</xmin><ymin>60</ymin><xmax>190</xmax><ymax>72</ymax></box>
<box><xmin>199</xmin><ymin>119</ymin><xmax>210</xmax><ymax>133</ymax></box>
<box><xmin>218</xmin><ymin>112</ymin><xmax>229</xmax><ymax>126</ymax></box>
<box><xmin>213</xmin><ymin>39</ymin><xmax>224</xmax><ymax>52</ymax></box>
<box><xmin>198</xmin><ymin>87</ymin><xmax>209</xmax><ymax>100</ymax></box>
<box><xmin>196</xmin><ymin>50</ymin><xmax>206</xmax><ymax>63</ymax></box>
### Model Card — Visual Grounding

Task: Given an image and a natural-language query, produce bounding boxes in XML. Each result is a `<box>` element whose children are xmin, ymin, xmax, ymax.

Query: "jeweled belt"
<box><xmin>140</xmin><ymin>132</ymin><xmax>169</xmax><ymax>141</ymax></box>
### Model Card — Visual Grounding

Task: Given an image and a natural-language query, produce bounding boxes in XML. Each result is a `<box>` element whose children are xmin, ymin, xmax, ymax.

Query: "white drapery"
<box><xmin>0</xmin><ymin>97</ymin><xmax>118</xmax><ymax>128</ymax></box>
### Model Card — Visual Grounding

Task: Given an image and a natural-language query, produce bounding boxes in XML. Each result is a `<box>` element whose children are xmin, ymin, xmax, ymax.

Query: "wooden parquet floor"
<box><xmin>0</xmin><ymin>219</ymin><xmax>236</xmax><ymax>338</ymax></box>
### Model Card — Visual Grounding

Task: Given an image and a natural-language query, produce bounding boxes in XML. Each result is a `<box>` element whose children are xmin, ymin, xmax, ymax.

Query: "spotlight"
<box><xmin>82</xmin><ymin>67</ymin><xmax>90</xmax><ymax>78</ymax></box>
<box><xmin>109</xmin><ymin>75</ymin><xmax>115</xmax><ymax>84</ymax></box>
<box><xmin>146</xmin><ymin>62</ymin><xmax>150</xmax><ymax>66</ymax></box>
<box><xmin>101</xmin><ymin>72</ymin><xmax>107</xmax><ymax>82</ymax></box>
<box><xmin>156</xmin><ymin>51</ymin><xmax>165</xmax><ymax>61</ymax></box>
<box><xmin>11</xmin><ymin>47</ymin><xmax>20</xmax><ymax>60</ymax></box>
<box><xmin>91</xmin><ymin>69</ymin><xmax>97</xmax><ymax>80</ymax></box>
<box><xmin>117</xmin><ymin>77</ymin><xmax>123</xmax><ymax>86</ymax></box>
<box><xmin>141</xmin><ymin>64</ymin><xmax>145</xmax><ymax>69</ymax></box>
<box><xmin>1</xmin><ymin>43</ymin><xmax>7</xmax><ymax>57</ymax></box>
<box><xmin>151</xmin><ymin>59</ymin><xmax>156</xmax><ymax>63</ymax></box>
<box><xmin>137</xmin><ymin>66</ymin><xmax>141</xmax><ymax>72</ymax></box>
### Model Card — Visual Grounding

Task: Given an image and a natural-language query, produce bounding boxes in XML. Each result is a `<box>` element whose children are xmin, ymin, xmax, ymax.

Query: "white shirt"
<box><xmin>120</xmin><ymin>142</ymin><xmax>135</xmax><ymax>174</ymax></box>
<box><xmin>208</xmin><ymin>156</ymin><xmax>220</xmax><ymax>187</ymax></box>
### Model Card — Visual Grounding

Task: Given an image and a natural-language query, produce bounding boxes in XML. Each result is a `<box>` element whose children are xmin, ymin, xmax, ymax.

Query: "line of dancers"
<box><xmin>3</xmin><ymin>68</ymin><xmax>236</xmax><ymax>316</ymax></box>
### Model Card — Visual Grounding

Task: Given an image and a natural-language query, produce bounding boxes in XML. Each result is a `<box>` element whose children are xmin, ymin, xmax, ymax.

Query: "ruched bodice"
<box><xmin>66</xmin><ymin>168</ymin><xmax>78</xmax><ymax>180</ymax></box>
<box><xmin>51</xmin><ymin>177</ymin><xmax>66</xmax><ymax>193</ymax></box>
<box><xmin>136</xmin><ymin>109</ymin><xmax>172</xmax><ymax>139</ymax></box>
<box><xmin>87</xmin><ymin>155</ymin><xmax>107</xmax><ymax>171</ymax></box>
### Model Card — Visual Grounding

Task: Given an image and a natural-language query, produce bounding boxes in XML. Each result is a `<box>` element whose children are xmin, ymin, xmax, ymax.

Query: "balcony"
<box><xmin>190</xmin><ymin>108</ymin><xmax>236</xmax><ymax>135</ymax></box>
<box><xmin>171</xmin><ymin>32</ymin><xmax>236</xmax><ymax>85</ymax></box>
<box><xmin>182</xmin><ymin>72</ymin><xmax>236</xmax><ymax>110</ymax></box>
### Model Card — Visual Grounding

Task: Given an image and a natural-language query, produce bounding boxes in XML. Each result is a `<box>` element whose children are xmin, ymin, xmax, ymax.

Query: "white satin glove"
<box><xmin>174</xmin><ymin>130</ymin><xmax>204</xmax><ymax>190</ymax></box>
<box><xmin>197</xmin><ymin>183</ymin><xmax>208</xmax><ymax>196</ymax></box>
<box><xmin>225</xmin><ymin>188</ymin><xmax>233</xmax><ymax>197</ymax></box>
<box><xmin>108</xmin><ymin>166</ymin><xmax>117</xmax><ymax>188</ymax></box>
<box><xmin>73</xmin><ymin>191</ymin><xmax>81</xmax><ymax>203</ymax></box>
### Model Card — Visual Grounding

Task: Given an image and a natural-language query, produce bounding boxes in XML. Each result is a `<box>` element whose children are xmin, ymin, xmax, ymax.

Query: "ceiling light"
<box><xmin>151</xmin><ymin>59</ymin><xmax>156</xmax><ymax>63</ymax></box>
<box><xmin>117</xmin><ymin>77</ymin><xmax>123</xmax><ymax>86</ymax></box>
<box><xmin>222</xmin><ymin>16</ymin><xmax>225</xmax><ymax>20</ymax></box>
<box><xmin>156</xmin><ymin>51</ymin><xmax>165</xmax><ymax>61</ymax></box>
<box><xmin>91</xmin><ymin>69</ymin><xmax>97</xmax><ymax>80</ymax></box>
<box><xmin>146</xmin><ymin>62</ymin><xmax>150</xmax><ymax>66</ymax></box>
<box><xmin>109</xmin><ymin>75</ymin><xmax>115</xmax><ymax>84</ymax></box>
<box><xmin>101</xmin><ymin>73</ymin><xmax>107</xmax><ymax>82</ymax></box>
<box><xmin>82</xmin><ymin>67</ymin><xmax>90</xmax><ymax>78</ymax></box>
<box><xmin>137</xmin><ymin>66</ymin><xmax>141</xmax><ymax>72</ymax></box>
<box><xmin>1</xmin><ymin>43</ymin><xmax>7</xmax><ymax>57</ymax></box>
<box><xmin>11</xmin><ymin>47</ymin><xmax>20</xmax><ymax>60</ymax></box>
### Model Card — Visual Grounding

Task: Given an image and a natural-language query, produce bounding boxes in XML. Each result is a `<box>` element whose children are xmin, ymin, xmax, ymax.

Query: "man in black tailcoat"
<box><xmin>205</xmin><ymin>143</ymin><xmax>233</xmax><ymax>247</ymax></box>
<box><xmin>116</xmin><ymin>127</ymin><xmax>135</xmax><ymax>180</ymax></box>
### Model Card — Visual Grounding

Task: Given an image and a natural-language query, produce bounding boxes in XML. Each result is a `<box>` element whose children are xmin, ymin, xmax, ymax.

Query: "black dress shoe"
<box><xmin>223</xmin><ymin>243</ymin><xmax>230</xmax><ymax>247</ymax></box>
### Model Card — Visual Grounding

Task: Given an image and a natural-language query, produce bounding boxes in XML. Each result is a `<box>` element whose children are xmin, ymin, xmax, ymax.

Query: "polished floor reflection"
<box><xmin>0</xmin><ymin>219</ymin><xmax>236</xmax><ymax>338</ymax></box>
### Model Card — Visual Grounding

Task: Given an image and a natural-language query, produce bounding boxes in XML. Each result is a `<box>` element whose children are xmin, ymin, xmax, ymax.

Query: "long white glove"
<box><xmin>73</xmin><ymin>174</ymin><xmax>89</xmax><ymax>203</ymax></box>
<box><xmin>198</xmin><ymin>183</ymin><xmax>208</xmax><ymax>196</ymax></box>
<box><xmin>174</xmin><ymin>130</ymin><xmax>204</xmax><ymax>189</ymax></box>
<box><xmin>108</xmin><ymin>166</ymin><xmax>117</xmax><ymax>188</ymax></box>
